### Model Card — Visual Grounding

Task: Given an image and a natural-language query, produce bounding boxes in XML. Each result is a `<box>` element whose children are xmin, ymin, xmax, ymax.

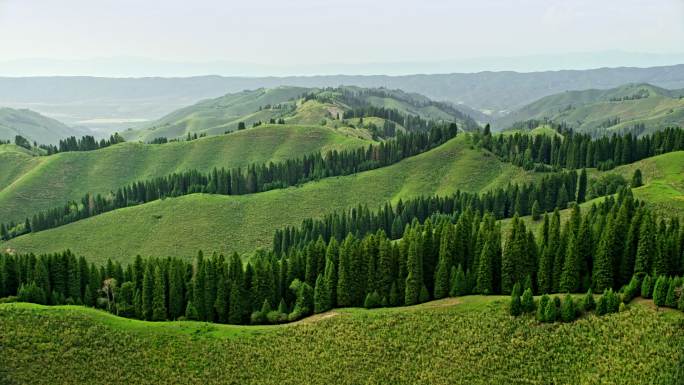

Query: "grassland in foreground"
<box><xmin>1</xmin><ymin>296</ymin><xmax>682</xmax><ymax>385</ymax></box>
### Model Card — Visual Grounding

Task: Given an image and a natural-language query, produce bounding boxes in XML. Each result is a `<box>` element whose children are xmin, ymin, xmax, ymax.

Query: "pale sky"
<box><xmin>0</xmin><ymin>0</ymin><xmax>683</xmax><ymax>76</ymax></box>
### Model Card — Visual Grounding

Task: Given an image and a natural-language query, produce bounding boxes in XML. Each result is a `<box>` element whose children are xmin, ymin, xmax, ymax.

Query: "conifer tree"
<box><xmin>665</xmin><ymin>278</ymin><xmax>678</xmax><ymax>308</ymax></box>
<box><xmin>313</xmin><ymin>274</ymin><xmax>329</xmax><ymax>313</ymax></box>
<box><xmin>641</xmin><ymin>275</ymin><xmax>653</xmax><ymax>299</ymax></box>
<box><xmin>33</xmin><ymin>258</ymin><xmax>50</xmax><ymax>305</ymax></box>
<box><xmin>560</xmin><ymin>294</ymin><xmax>576</xmax><ymax>322</ymax></box>
<box><xmin>634</xmin><ymin>214</ymin><xmax>656</xmax><ymax>277</ymax></box>
<box><xmin>214</xmin><ymin>267</ymin><xmax>228</xmax><ymax>323</ymax></box>
<box><xmin>521</xmin><ymin>287</ymin><xmax>534</xmax><ymax>313</ymax></box>
<box><xmin>337</xmin><ymin>236</ymin><xmax>353</xmax><ymax>307</ymax></box>
<box><xmin>509</xmin><ymin>283</ymin><xmax>522</xmax><ymax>316</ymax></box>
<box><xmin>531</xmin><ymin>200</ymin><xmax>541</xmax><ymax>221</ymax></box>
<box><xmin>593</xmin><ymin>218</ymin><xmax>615</xmax><ymax>292</ymax></box>
<box><xmin>193</xmin><ymin>252</ymin><xmax>207</xmax><ymax>321</ymax></box>
<box><xmin>433</xmin><ymin>252</ymin><xmax>450</xmax><ymax>299</ymax></box>
<box><xmin>652</xmin><ymin>276</ymin><xmax>668</xmax><ymax>307</ymax></box>
<box><xmin>631</xmin><ymin>169</ymin><xmax>643</xmax><ymax>187</ymax></box>
<box><xmin>228</xmin><ymin>282</ymin><xmax>242</xmax><ymax>324</ymax></box>
<box><xmin>582</xmin><ymin>288</ymin><xmax>595</xmax><ymax>312</ymax></box>
<box><xmin>152</xmin><ymin>265</ymin><xmax>167</xmax><ymax>321</ymax></box>
<box><xmin>577</xmin><ymin>168</ymin><xmax>587</xmax><ymax>203</ymax></box>
<box><xmin>536</xmin><ymin>294</ymin><xmax>550</xmax><ymax>322</ymax></box>
<box><xmin>141</xmin><ymin>263</ymin><xmax>154</xmax><ymax>320</ymax></box>
<box><xmin>404</xmin><ymin>240</ymin><xmax>422</xmax><ymax>305</ymax></box>
<box><xmin>544</xmin><ymin>297</ymin><xmax>557</xmax><ymax>322</ymax></box>
<box><xmin>559</xmin><ymin>228</ymin><xmax>580</xmax><ymax>293</ymax></box>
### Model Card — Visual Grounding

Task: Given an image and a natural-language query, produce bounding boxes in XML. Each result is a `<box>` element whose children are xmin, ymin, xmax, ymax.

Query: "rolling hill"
<box><xmin>0</xmin><ymin>107</ymin><xmax>85</xmax><ymax>144</ymax></box>
<box><xmin>0</xmin><ymin>124</ymin><xmax>372</xmax><ymax>224</ymax></box>
<box><xmin>494</xmin><ymin>83</ymin><xmax>684</xmax><ymax>135</ymax></box>
<box><xmin>1</xmin><ymin>296</ymin><xmax>682</xmax><ymax>385</ymax></box>
<box><xmin>123</xmin><ymin>86</ymin><xmax>479</xmax><ymax>142</ymax></box>
<box><xmin>1</xmin><ymin>134</ymin><xmax>537</xmax><ymax>264</ymax></box>
<box><xmin>2</xmin><ymin>65</ymin><xmax>684</xmax><ymax>130</ymax></box>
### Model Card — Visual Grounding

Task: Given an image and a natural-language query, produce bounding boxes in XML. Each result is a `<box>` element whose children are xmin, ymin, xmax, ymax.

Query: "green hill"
<box><xmin>124</xmin><ymin>86</ymin><xmax>478</xmax><ymax>142</ymax></box>
<box><xmin>0</xmin><ymin>124</ymin><xmax>372</xmax><ymax>224</ymax></box>
<box><xmin>1</xmin><ymin>297</ymin><xmax>682</xmax><ymax>385</ymax></box>
<box><xmin>495</xmin><ymin>83</ymin><xmax>684</xmax><ymax>135</ymax></box>
<box><xmin>0</xmin><ymin>107</ymin><xmax>84</xmax><ymax>144</ymax></box>
<box><xmin>1</xmin><ymin>135</ymin><xmax>536</xmax><ymax>264</ymax></box>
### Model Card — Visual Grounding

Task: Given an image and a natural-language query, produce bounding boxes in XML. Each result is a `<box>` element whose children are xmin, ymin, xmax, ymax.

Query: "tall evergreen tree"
<box><xmin>152</xmin><ymin>265</ymin><xmax>167</xmax><ymax>321</ymax></box>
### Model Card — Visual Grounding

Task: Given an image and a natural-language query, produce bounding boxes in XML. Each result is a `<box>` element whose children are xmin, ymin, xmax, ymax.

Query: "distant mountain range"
<box><xmin>1</xmin><ymin>64</ymin><xmax>683</xmax><ymax>133</ymax></box>
<box><xmin>495</xmin><ymin>83</ymin><xmax>684</xmax><ymax>135</ymax></box>
<box><xmin>0</xmin><ymin>107</ymin><xmax>87</xmax><ymax>144</ymax></box>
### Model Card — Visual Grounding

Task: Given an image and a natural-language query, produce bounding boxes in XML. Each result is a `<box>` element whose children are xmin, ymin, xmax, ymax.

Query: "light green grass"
<box><xmin>2</xmin><ymin>135</ymin><xmax>538</xmax><ymax>264</ymax></box>
<box><xmin>0</xmin><ymin>124</ymin><xmax>371</xmax><ymax>223</ymax></box>
<box><xmin>1</xmin><ymin>296</ymin><xmax>682</xmax><ymax>385</ymax></box>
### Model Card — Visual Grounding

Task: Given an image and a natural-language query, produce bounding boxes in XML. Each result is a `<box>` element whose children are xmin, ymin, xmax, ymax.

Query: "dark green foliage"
<box><xmin>544</xmin><ymin>298</ymin><xmax>557</xmax><ymax>323</ymax></box>
<box><xmin>141</xmin><ymin>264</ymin><xmax>153</xmax><ymax>320</ymax></box>
<box><xmin>665</xmin><ymin>278</ymin><xmax>678</xmax><ymax>308</ymax></box>
<box><xmin>641</xmin><ymin>275</ymin><xmax>653</xmax><ymax>298</ymax></box>
<box><xmin>531</xmin><ymin>200</ymin><xmax>541</xmax><ymax>221</ymax></box>
<box><xmin>576</xmin><ymin>169</ymin><xmax>587</xmax><ymax>203</ymax></box>
<box><xmin>561</xmin><ymin>294</ymin><xmax>576</xmax><ymax>322</ymax></box>
<box><xmin>185</xmin><ymin>301</ymin><xmax>198</xmax><ymax>320</ymax></box>
<box><xmin>433</xmin><ymin>252</ymin><xmax>450</xmax><ymax>299</ymax></box>
<box><xmin>521</xmin><ymin>288</ymin><xmax>534</xmax><ymax>313</ymax></box>
<box><xmin>313</xmin><ymin>274</ymin><xmax>330</xmax><ymax>313</ymax></box>
<box><xmin>509</xmin><ymin>283</ymin><xmax>522</xmax><ymax>316</ymax></box>
<box><xmin>152</xmin><ymin>265</ymin><xmax>167</xmax><ymax>321</ymax></box>
<box><xmin>364</xmin><ymin>291</ymin><xmax>382</xmax><ymax>309</ymax></box>
<box><xmin>582</xmin><ymin>289</ymin><xmax>595</xmax><ymax>312</ymax></box>
<box><xmin>17</xmin><ymin>282</ymin><xmax>46</xmax><ymax>304</ymax></box>
<box><xmin>631</xmin><ymin>169</ymin><xmax>643</xmax><ymax>187</ymax></box>
<box><xmin>653</xmin><ymin>276</ymin><xmax>668</xmax><ymax>307</ymax></box>
<box><xmin>404</xmin><ymin>241</ymin><xmax>422</xmax><ymax>306</ymax></box>
<box><xmin>536</xmin><ymin>294</ymin><xmax>550</xmax><ymax>322</ymax></box>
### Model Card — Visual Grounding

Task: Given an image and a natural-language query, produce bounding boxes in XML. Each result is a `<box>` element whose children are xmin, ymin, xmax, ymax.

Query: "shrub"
<box><xmin>364</xmin><ymin>291</ymin><xmax>382</xmax><ymax>309</ymax></box>
<box><xmin>560</xmin><ymin>295</ymin><xmax>576</xmax><ymax>322</ymax></box>
<box><xmin>665</xmin><ymin>278</ymin><xmax>678</xmax><ymax>308</ymax></box>
<box><xmin>653</xmin><ymin>276</ymin><xmax>668</xmax><ymax>307</ymax></box>
<box><xmin>641</xmin><ymin>275</ymin><xmax>652</xmax><ymax>299</ymax></box>
<box><xmin>582</xmin><ymin>289</ymin><xmax>595</xmax><ymax>312</ymax></box>
<box><xmin>544</xmin><ymin>298</ymin><xmax>557</xmax><ymax>323</ymax></box>
<box><xmin>596</xmin><ymin>293</ymin><xmax>608</xmax><ymax>316</ymax></box>
<box><xmin>510</xmin><ymin>283</ymin><xmax>522</xmax><ymax>316</ymax></box>
<box><xmin>521</xmin><ymin>288</ymin><xmax>535</xmax><ymax>313</ymax></box>
<box><xmin>536</xmin><ymin>295</ymin><xmax>550</xmax><ymax>322</ymax></box>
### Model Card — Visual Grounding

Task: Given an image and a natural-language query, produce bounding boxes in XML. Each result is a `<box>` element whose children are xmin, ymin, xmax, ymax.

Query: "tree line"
<box><xmin>272</xmin><ymin>169</ymin><xmax>591</xmax><ymax>256</ymax></box>
<box><xmin>2</xmin><ymin>183</ymin><xmax>682</xmax><ymax>325</ymax></box>
<box><xmin>0</xmin><ymin>124</ymin><xmax>458</xmax><ymax>240</ymax></box>
<box><xmin>483</xmin><ymin>126</ymin><xmax>684</xmax><ymax>171</ymax></box>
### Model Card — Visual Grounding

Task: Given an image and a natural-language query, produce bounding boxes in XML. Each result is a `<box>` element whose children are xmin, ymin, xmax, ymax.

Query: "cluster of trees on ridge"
<box><xmin>0</xmin><ymin>124</ymin><xmax>458</xmax><ymax>240</ymax></box>
<box><xmin>12</xmin><ymin>133</ymin><xmax>125</xmax><ymax>155</ymax></box>
<box><xmin>2</xmin><ymin>183</ymin><xmax>683</xmax><ymax>325</ymax></box>
<box><xmin>483</xmin><ymin>126</ymin><xmax>684</xmax><ymax>171</ymax></box>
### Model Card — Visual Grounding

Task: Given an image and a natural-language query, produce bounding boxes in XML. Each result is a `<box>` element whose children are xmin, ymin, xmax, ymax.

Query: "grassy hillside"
<box><xmin>495</xmin><ymin>83</ymin><xmax>684</xmax><ymax>135</ymax></box>
<box><xmin>1</xmin><ymin>296</ymin><xmax>682</xmax><ymax>385</ymax></box>
<box><xmin>124</xmin><ymin>86</ymin><xmax>478</xmax><ymax>142</ymax></box>
<box><xmin>2</xmin><ymin>135</ymin><xmax>536</xmax><ymax>264</ymax></box>
<box><xmin>0</xmin><ymin>124</ymin><xmax>371</xmax><ymax>224</ymax></box>
<box><xmin>500</xmin><ymin>151</ymin><xmax>684</xmax><ymax>235</ymax></box>
<box><xmin>0</xmin><ymin>107</ymin><xmax>84</xmax><ymax>144</ymax></box>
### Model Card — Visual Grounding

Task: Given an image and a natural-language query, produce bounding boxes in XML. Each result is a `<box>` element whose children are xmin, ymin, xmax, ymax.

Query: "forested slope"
<box><xmin>0</xmin><ymin>124</ymin><xmax>371</xmax><ymax>223</ymax></box>
<box><xmin>2</xmin><ymin>135</ymin><xmax>535</xmax><ymax>263</ymax></box>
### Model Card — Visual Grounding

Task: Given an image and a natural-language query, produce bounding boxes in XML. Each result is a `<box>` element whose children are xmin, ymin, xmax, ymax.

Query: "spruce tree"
<box><xmin>634</xmin><ymin>214</ymin><xmax>656</xmax><ymax>277</ymax></box>
<box><xmin>228</xmin><ymin>282</ymin><xmax>242</xmax><ymax>324</ymax></box>
<box><xmin>336</xmin><ymin>236</ymin><xmax>353</xmax><ymax>307</ymax></box>
<box><xmin>641</xmin><ymin>275</ymin><xmax>653</xmax><ymax>298</ymax></box>
<box><xmin>665</xmin><ymin>278</ymin><xmax>678</xmax><ymax>308</ymax></box>
<box><xmin>593</xmin><ymin>219</ymin><xmax>615</xmax><ymax>292</ymax></box>
<box><xmin>404</xmin><ymin>240</ymin><xmax>422</xmax><ymax>305</ymax></box>
<box><xmin>521</xmin><ymin>287</ymin><xmax>534</xmax><ymax>313</ymax></box>
<box><xmin>631</xmin><ymin>169</ymin><xmax>643</xmax><ymax>187</ymax></box>
<box><xmin>582</xmin><ymin>288</ymin><xmax>595</xmax><ymax>312</ymax></box>
<box><xmin>152</xmin><ymin>265</ymin><xmax>167</xmax><ymax>321</ymax></box>
<box><xmin>531</xmin><ymin>200</ymin><xmax>541</xmax><ymax>221</ymax></box>
<box><xmin>653</xmin><ymin>276</ymin><xmax>668</xmax><ymax>307</ymax></box>
<box><xmin>560</xmin><ymin>294</ymin><xmax>576</xmax><ymax>322</ymax></box>
<box><xmin>313</xmin><ymin>274</ymin><xmax>329</xmax><ymax>313</ymax></box>
<box><xmin>509</xmin><ymin>283</ymin><xmax>522</xmax><ymax>316</ymax></box>
<box><xmin>544</xmin><ymin>298</ymin><xmax>557</xmax><ymax>322</ymax></box>
<box><xmin>559</xmin><ymin>228</ymin><xmax>580</xmax><ymax>293</ymax></box>
<box><xmin>433</xmin><ymin>252</ymin><xmax>450</xmax><ymax>299</ymax></box>
<box><xmin>577</xmin><ymin>168</ymin><xmax>587</xmax><ymax>203</ymax></box>
<box><xmin>536</xmin><ymin>294</ymin><xmax>550</xmax><ymax>322</ymax></box>
<box><xmin>141</xmin><ymin>263</ymin><xmax>154</xmax><ymax>320</ymax></box>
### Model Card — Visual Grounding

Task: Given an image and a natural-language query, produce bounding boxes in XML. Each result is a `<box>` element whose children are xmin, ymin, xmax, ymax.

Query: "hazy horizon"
<box><xmin>1</xmin><ymin>0</ymin><xmax>683</xmax><ymax>77</ymax></box>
